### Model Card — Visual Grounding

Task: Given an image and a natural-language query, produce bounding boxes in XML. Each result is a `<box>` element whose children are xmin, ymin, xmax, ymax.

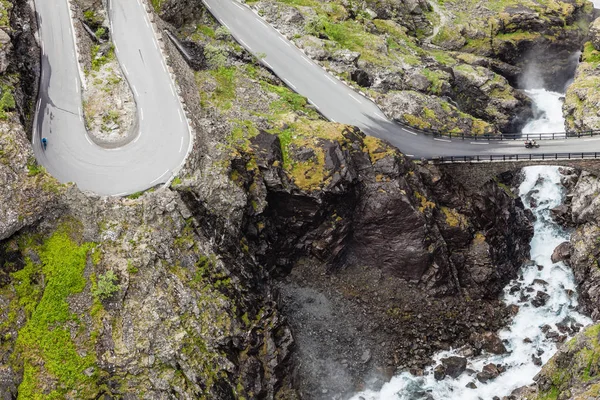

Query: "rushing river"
<box><xmin>521</xmin><ymin>89</ymin><xmax>566</xmax><ymax>137</ymax></box>
<box><xmin>350</xmin><ymin>89</ymin><xmax>592</xmax><ymax>399</ymax></box>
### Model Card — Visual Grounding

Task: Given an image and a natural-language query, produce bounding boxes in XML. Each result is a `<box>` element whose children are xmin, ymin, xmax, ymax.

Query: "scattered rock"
<box><xmin>477</xmin><ymin>363</ymin><xmax>500</xmax><ymax>383</ymax></box>
<box><xmin>471</xmin><ymin>332</ymin><xmax>507</xmax><ymax>355</ymax></box>
<box><xmin>440</xmin><ymin>356</ymin><xmax>467</xmax><ymax>379</ymax></box>
<box><xmin>532</xmin><ymin>291</ymin><xmax>550</xmax><ymax>307</ymax></box>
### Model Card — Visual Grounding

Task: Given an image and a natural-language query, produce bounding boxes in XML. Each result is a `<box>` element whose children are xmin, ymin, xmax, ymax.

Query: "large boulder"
<box><xmin>451</xmin><ymin>64</ymin><xmax>532</xmax><ymax>132</ymax></box>
<box><xmin>471</xmin><ymin>332</ymin><xmax>507</xmax><ymax>355</ymax></box>
<box><xmin>551</xmin><ymin>241</ymin><xmax>572</xmax><ymax>264</ymax></box>
<box><xmin>440</xmin><ymin>356</ymin><xmax>468</xmax><ymax>379</ymax></box>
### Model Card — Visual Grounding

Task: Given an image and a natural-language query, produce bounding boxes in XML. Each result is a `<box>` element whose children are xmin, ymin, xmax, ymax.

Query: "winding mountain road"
<box><xmin>204</xmin><ymin>0</ymin><xmax>600</xmax><ymax>158</ymax></box>
<box><xmin>31</xmin><ymin>0</ymin><xmax>600</xmax><ymax>196</ymax></box>
<box><xmin>33</xmin><ymin>0</ymin><xmax>191</xmax><ymax>196</ymax></box>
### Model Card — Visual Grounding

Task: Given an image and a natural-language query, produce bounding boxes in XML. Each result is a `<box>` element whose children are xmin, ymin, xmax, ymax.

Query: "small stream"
<box><xmin>350</xmin><ymin>87</ymin><xmax>592</xmax><ymax>400</ymax></box>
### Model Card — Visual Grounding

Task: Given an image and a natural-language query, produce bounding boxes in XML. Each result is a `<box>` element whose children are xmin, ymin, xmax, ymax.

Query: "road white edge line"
<box><xmin>348</xmin><ymin>93</ymin><xmax>362</xmax><ymax>104</ymax></box>
<box><xmin>284</xmin><ymin>79</ymin><xmax>297</xmax><ymax>90</ymax></box>
<box><xmin>150</xmin><ymin>169</ymin><xmax>170</xmax><ymax>184</ymax></box>
<box><xmin>434</xmin><ymin>138</ymin><xmax>451</xmax><ymax>143</ymax></box>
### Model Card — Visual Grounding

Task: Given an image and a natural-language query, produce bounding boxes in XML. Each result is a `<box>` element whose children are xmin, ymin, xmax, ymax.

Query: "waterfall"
<box><xmin>521</xmin><ymin>89</ymin><xmax>566</xmax><ymax>136</ymax></box>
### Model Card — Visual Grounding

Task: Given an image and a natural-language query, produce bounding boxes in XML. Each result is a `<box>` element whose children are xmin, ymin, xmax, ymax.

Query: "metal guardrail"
<box><xmin>394</xmin><ymin>119</ymin><xmax>600</xmax><ymax>141</ymax></box>
<box><xmin>430</xmin><ymin>152</ymin><xmax>600</xmax><ymax>163</ymax></box>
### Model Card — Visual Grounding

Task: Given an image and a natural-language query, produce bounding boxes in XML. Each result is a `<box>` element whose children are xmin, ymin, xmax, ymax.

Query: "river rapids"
<box><xmin>350</xmin><ymin>90</ymin><xmax>592</xmax><ymax>399</ymax></box>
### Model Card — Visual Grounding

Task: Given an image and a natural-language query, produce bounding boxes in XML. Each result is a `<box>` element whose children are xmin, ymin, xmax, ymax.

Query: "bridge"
<box><xmin>429</xmin><ymin>153</ymin><xmax>600</xmax><ymax>194</ymax></box>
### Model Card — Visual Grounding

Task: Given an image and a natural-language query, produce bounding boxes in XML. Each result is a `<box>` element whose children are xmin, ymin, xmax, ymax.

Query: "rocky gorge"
<box><xmin>2</xmin><ymin>0</ymin><xmax>600</xmax><ymax>399</ymax></box>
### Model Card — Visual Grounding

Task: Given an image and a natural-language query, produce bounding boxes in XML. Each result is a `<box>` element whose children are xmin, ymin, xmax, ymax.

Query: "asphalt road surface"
<box><xmin>33</xmin><ymin>0</ymin><xmax>191</xmax><ymax>196</ymax></box>
<box><xmin>204</xmin><ymin>0</ymin><xmax>600</xmax><ymax>159</ymax></box>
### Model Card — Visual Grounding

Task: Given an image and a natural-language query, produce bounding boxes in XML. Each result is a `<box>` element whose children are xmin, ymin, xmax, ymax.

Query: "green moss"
<box><xmin>14</xmin><ymin>222</ymin><xmax>99</xmax><ymax>399</ymax></box>
<box><xmin>26</xmin><ymin>157</ymin><xmax>44</xmax><ymax>176</ymax></box>
<box><xmin>0</xmin><ymin>84</ymin><xmax>15</xmax><ymax>119</ymax></box>
<box><xmin>415</xmin><ymin>191</ymin><xmax>435</xmax><ymax>213</ymax></box>
<box><xmin>196</xmin><ymin>67</ymin><xmax>238</xmax><ymax>110</ymax></box>
<box><xmin>421</xmin><ymin>68</ymin><xmax>447</xmax><ymax>95</ymax></box>
<box><xmin>582</xmin><ymin>41</ymin><xmax>600</xmax><ymax>65</ymax></box>
<box><xmin>363</xmin><ymin>136</ymin><xmax>396</xmax><ymax>163</ymax></box>
<box><xmin>150</xmin><ymin>0</ymin><xmax>165</xmax><ymax>12</ymax></box>
<box><xmin>0</xmin><ymin>0</ymin><xmax>13</xmax><ymax>27</ymax></box>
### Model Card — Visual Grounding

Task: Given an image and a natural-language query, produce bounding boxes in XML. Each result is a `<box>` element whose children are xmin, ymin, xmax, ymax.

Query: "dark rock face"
<box><xmin>550</xmin><ymin>204</ymin><xmax>572</xmax><ymax>227</ymax></box>
<box><xmin>9</xmin><ymin>0</ymin><xmax>41</xmax><ymax>134</ymax></box>
<box><xmin>561</xmin><ymin>171</ymin><xmax>600</xmax><ymax>320</ymax></box>
<box><xmin>495</xmin><ymin>4</ymin><xmax>592</xmax><ymax>92</ymax></box>
<box><xmin>217</xmin><ymin>128</ymin><xmax>533</xmax><ymax>398</ymax></box>
<box><xmin>153</xmin><ymin>0</ymin><xmax>205</xmax><ymax>27</ymax></box>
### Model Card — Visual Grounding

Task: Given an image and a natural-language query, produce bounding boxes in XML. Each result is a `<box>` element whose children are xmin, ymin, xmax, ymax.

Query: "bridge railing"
<box><xmin>429</xmin><ymin>152</ymin><xmax>600</xmax><ymax>163</ymax></box>
<box><xmin>393</xmin><ymin>119</ymin><xmax>600</xmax><ymax>141</ymax></box>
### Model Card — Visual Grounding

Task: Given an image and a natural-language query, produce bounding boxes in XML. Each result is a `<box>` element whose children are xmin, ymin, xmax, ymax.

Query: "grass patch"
<box><xmin>582</xmin><ymin>41</ymin><xmax>600</xmax><ymax>65</ymax></box>
<box><xmin>14</xmin><ymin>222</ymin><xmax>99</xmax><ymax>399</ymax></box>
<box><xmin>0</xmin><ymin>83</ymin><xmax>16</xmax><ymax>120</ymax></box>
<box><xmin>26</xmin><ymin>157</ymin><xmax>44</xmax><ymax>176</ymax></box>
<box><xmin>90</xmin><ymin>44</ymin><xmax>115</xmax><ymax>72</ymax></box>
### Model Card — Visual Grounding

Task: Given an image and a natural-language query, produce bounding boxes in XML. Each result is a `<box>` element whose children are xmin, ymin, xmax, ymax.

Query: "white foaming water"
<box><xmin>350</xmin><ymin>166</ymin><xmax>591</xmax><ymax>400</ymax></box>
<box><xmin>521</xmin><ymin>89</ymin><xmax>566</xmax><ymax>137</ymax></box>
<box><xmin>593</xmin><ymin>0</ymin><xmax>600</xmax><ymax>9</ymax></box>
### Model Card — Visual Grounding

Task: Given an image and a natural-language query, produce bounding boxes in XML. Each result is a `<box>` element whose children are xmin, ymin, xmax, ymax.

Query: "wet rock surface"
<box><xmin>551</xmin><ymin>241</ymin><xmax>572</xmax><ymax>264</ymax></box>
<box><xmin>514</xmin><ymin>324</ymin><xmax>600</xmax><ymax>400</ymax></box>
<box><xmin>562</xmin><ymin>171</ymin><xmax>600</xmax><ymax>320</ymax></box>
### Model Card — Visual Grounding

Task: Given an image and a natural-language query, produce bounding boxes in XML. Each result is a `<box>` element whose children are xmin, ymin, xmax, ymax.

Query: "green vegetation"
<box><xmin>150</xmin><ymin>0</ymin><xmax>165</xmax><ymax>13</ymax></box>
<box><xmin>92</xmin><ymin>270</ymin><xmax>120</xmax><ymax>300</ymax></box>
<box><xmin>171</xmin><ymin>176</ymin><xmax>182</xmax><ymax>187</ymax></box>
<box><xmin>90</xmin><ymin>44</ymin><xmax>115</xmax><ymax>72</ymax></box>
<box><xmin>441</xmin><ymin>206</ymin><xmax>467</xmax><ymax>227</ymax></box>
<box><xmin>0</xmin><ymin>83</ymin><xmax>16</xmax><ymax>120</ymax></box>
<box><xmin>26</xmin><ymin>157</ymin><xmax>44</xmax><ymax>176</ymax></box>
<box><xmin>0</xmin><ymin>0</ymin><xmax>13</xmax><ymax>27</ymax></box>
<box><xmin>582</xmin><ymin>41</ymin><xmax>600</xmax><ymax>64</ymax></box>
<box><xmin>534</xmin><ymin>324</ymin><xmax>600</xmax><ymax>400</ymax></box>
<box><xmin>13</xmin><ymin>222</ymin><xmax>100</xmax><ymax>399</ymax></box>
